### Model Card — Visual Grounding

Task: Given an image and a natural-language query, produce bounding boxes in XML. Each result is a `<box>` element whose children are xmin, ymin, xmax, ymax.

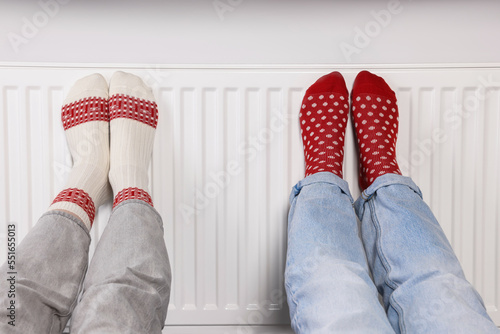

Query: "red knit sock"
<box><xmin>351</xmin><ymin>70</ymin><xmax>402</xmax><ymax>190</ymax></box>
<box><xmin>300</xmin><ymin>71</ymin><xmax>349</xmax><ymax>178</ymax></box>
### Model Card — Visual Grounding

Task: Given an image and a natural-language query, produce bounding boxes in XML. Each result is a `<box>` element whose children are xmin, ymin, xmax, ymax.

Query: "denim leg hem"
<box><xmin>289</xmin><ymin>172</ymin><xmax>354</xmax><ymax>204</ymax></box>
<box><xmin>354</xmin><ymin>174</ymin><xmax>422</xmax><ymax>215</ymax></box>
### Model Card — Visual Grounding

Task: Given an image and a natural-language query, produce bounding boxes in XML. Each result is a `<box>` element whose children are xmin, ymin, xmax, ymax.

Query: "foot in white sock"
<box><xmin>48</xmin><ymin>73</ymin><xmax>111</xmax><ymax>230</ymax></box>
<box><xmin>108</xmin><ymin>71</ymin><xmax>158</xmax><ymax>208</ymax></box>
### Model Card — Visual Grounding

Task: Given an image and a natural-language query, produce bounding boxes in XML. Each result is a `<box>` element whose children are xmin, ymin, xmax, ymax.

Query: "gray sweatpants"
<box><xmin>0</xmin><ymin>199</ymin><xmax>171</xmax><ymax>334</ymax></box>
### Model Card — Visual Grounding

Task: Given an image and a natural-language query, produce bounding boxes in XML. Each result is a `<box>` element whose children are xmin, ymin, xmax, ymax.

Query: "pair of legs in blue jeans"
<box><xmin>285</xmin><ymin>173</ymin><xmax>497</xmax><ymax>333</ymax></box>
<box><xmin>285</xmin><ymin>71</ymin><xmax>498</xmax><ymax>333</ymax></box>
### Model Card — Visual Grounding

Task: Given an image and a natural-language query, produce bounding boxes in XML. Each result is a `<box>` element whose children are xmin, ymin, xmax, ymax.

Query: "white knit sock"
<box><xmin>48</xmin><ymin>73</ymin><xmax>111</xmax><ymax>230</ymax></box>
<box><xmin>108</xmin><ymin>71</ymin><xmax>158</xmax><ymax>208</ymax></box>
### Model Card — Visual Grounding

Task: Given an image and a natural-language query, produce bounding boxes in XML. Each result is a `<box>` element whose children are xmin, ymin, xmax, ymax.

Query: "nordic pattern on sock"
<box><xmin>61</xmin><ymin>97</ymin><xmax>109</xmax><ymax>130</ymax></box>
<box><xmin>352</xmin><ymin>93</ymin><xmax>402</xmax><ymax>189</ymax></box>
<box><xmin>109</xmin><ymin>94</ymin><xmax>158</xmax><ymax>128</ymax></box>
<box><xmin>300</xmin><ymin>93</ymin><xmax>349</xmax><ymax>178</ymax></box>
<box><xmin>113</xmin><ymin>187</ymin><xmax>153</xmax><ymax>208</ymax></box>
<box><xmin>51</xmin><ymin>188</ymin><xmax>96</xmax><ymax>225</ymax></box>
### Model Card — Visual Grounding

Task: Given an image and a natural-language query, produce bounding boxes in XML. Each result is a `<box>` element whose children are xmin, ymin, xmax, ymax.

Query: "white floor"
<box><xmin>162</xmin><ymin>326</ymin><xmax>293</xmax><ymax>334</ymax></box>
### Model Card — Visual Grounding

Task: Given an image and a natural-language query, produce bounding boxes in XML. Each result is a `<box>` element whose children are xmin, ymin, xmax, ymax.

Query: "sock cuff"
<box><xmin>109</xmin><ymin>94</ymin><xmax>158</xmax><ymax>128</ymax></box>
<box><xmin>61</xmin><ymin>97</ymin><xmax>109</xmax><ymax>130</ymax></box>
<box><xmin>113</xmin><ymin>187</ymin><xmax>153</xmax><ymax>209</ymax></box>
<box><xmin>48</xmin><ymin>202</ymin><xmax>92</xmax><ymax>231</ymax></box>
<box><xmin>50</xmin><ymin>188</ymin><xmax>96</xmax><ymax>228</ymax></box>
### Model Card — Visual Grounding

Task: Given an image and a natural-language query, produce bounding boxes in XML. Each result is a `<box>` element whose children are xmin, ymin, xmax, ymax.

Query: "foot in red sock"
<box><xmin>300</xmin><ymin>71</ymin><xmax>349</xmax><ymax>178</ymax></box>
<box><xmin>351</xmin><ymin>70</ymin><xmax>402</xmax><ymax>190</ymax></box>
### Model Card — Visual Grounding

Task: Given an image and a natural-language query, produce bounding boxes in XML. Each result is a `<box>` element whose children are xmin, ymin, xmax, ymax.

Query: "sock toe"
<box><xmin>352</xmin><ymin>70</ymin><xmax>396</xmax><ymax>100</ymax></box>
<box><xmin>109</xmin><ymin>71</ymin><xmax>155</xmax><ymax>101</ymax></box>
<box><xmin>64</xmin><ymin>73</ymin><xmax>108</xmax><ymax>104</ymax></box>
<box><xmin>306</xmin><ymin>71</ymin><xmax>348</xmax><ymax>96</ymax></box>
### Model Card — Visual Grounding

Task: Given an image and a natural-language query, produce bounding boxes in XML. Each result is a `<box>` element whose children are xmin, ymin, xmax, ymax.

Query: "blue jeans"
<box><xmin>285</xmin><ymin>172</ymin><xmax>498</xmax><ymax>333</ymax></box>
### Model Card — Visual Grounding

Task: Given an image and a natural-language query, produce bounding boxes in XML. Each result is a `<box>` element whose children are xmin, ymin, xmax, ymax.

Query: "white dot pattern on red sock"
<box><xmin>300</xmin><ymin>93</ymin><xmax>348</xmax><ymax>178</ymax></box>
<box><xmin>352</xmin><ymin>93</ymin><xmax>402</xmax><ymax>189</ymax></box>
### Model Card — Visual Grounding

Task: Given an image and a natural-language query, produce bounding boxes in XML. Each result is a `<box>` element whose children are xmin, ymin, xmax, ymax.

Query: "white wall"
<box><xmin>1</xmin><ymin>0</ymin><xmax>499</xmax><ymax>65</ymax></box>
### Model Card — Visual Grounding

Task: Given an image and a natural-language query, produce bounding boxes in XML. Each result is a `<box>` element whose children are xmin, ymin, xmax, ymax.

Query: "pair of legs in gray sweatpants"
<box><xmin>0</xmin><ymin>200</ymin><xmax>171</xmax><ymax>333</ymax></box>
<box><xmin>0</xmin><ymin>71</ymin><xmax>171</xmax><ymax>333</ymax></box>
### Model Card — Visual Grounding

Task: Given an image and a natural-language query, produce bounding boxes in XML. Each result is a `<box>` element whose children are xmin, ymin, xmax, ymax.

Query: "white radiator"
<box><xmin>0</xmin><ymin>64</ymin><xmax>499</xmax><ymax>330</ymax></box>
